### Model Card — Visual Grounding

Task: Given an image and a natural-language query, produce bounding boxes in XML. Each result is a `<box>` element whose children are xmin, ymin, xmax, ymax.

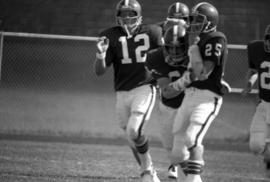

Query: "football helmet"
<box><xmin>163</xmin><ymin>23</ymin><xmax>188</xmax><ymax>66</ymax></box>
<box><xmin>264</xmin><ymin>24</ymin><xmax>270</xmax><ymax>53</ymax></box>
<box><xmin>163</xmin><ymin>2</ymin><xmax>189</xmax><ymax>32</ymax></box>
<box><xmin>189</xmin><ymin>2</ymin><xmax>219</xmax><ymax>33</ymax></box>
<box><xmin>167</xmin><ymin>2</ymin><xmax>189</xmax><ymax>22</ymax></box>
<box><xmin>116</xmin><ymin>0</ymin><xmax>142</xmax><ymax>37</ymax></box>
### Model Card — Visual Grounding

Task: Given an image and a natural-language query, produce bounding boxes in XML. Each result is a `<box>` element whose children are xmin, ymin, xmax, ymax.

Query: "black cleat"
<box><xmin>266</xmin><ymin>161</ymin><xmax>270</xmax><ymax>170</ymax></box>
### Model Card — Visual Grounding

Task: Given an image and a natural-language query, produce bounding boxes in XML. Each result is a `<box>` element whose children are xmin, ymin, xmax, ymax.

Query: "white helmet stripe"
<box><xmin>124</xmin><ymin>0</ymin><xmax>129</xmax><ymax>6</ymax></box>
<box><xmin>176</xmin><ymin>2</ymin><xmax>180</xmax><ymax>12</ymax></box>
<box><xmin>173</xmin><ymin>25</ymin><xmax>178</xmax><ymax>44</ymax></box>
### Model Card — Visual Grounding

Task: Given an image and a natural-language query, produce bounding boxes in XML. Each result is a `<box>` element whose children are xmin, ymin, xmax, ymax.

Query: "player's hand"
<box><xmin>221</xmin><ymin>79</ymin><xmax>232</xmax><ymax>94</ymax></box>
<box><xmin>241</xmin><ymin>82</ymin><xmax>252</xmax><ymax>96</ymax></box>
<box><xmin>169</xmin><ymin>71</ymin><xmax>193</xmax><ymax>91</ymax></box>
<box><xmin>96</xmin><ymin>36</ymin><xmax>109</xmax><ymax>54</ymax></box>
<box><xmin>188</xmin><ymin>34</ymin><xmax>200</xmax><ymax>45</ymax></box>
<box><xmin>188</xmin><ymin>44</ymin><xmax>200</xmax><ymax>57</ymax></box>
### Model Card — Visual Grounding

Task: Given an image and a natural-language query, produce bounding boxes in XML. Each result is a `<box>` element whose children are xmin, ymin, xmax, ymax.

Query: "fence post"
<box><xmin>0</xmin><ymin>31</ymin><xmax>3</xmax><ymax>81</ymax></box>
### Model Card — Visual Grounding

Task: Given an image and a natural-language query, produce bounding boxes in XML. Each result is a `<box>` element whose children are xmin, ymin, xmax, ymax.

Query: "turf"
<box><xmin>0</xmin><ymin>86</ymin><xmax>257</xmax><ymax>142</ymax></box>
<box><xmin>0</xmin><ymin>139</ymin><xmax>269</xmax><ymax>182</ymax></box>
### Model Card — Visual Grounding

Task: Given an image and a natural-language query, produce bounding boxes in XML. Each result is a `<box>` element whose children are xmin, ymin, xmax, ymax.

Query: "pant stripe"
<box><xmin>191</xmin><ymin>97</ymin><xmax>218</xmax><ymax>149</ymax></box>
<box><xmin>137</xmin><ymin>85</ymin><xmax>156</xmax><ymax>137</ymax></box>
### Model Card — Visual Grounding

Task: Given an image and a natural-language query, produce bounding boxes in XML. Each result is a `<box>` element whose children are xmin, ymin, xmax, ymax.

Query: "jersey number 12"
<box><xmin>119</xmin><ymin>34</ymin><xmax>150</xmax><ymax>64</ymax></box>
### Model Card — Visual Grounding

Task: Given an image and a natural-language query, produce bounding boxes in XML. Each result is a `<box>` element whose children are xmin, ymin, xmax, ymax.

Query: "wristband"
<box><xmin>96</xmin><ymin>52</ymin><xmax>106</xmax><ymax>59</ymax></box>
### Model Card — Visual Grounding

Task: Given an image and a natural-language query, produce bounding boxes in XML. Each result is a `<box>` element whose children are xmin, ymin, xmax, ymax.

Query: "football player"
<box><xmin>157</xmin><ymin>2</ymin><xmax>190</xmax><ymax>34</ymax></box>
<box><xmin>166</xmin><ymin>2</ymin><xmax>229</xmax><ymax>182</ymax></box>
<box><xmin>94</xmin><ymin>0</ymin><xmax>163</xmax><ymax>182</ymax></box>
<box><xmin>242</xmin><ymin>24</ymin><xmax>270</xmax><ymax>177</ymax></box>
<box><xmin>146</xmin><ymin>22</ymin><xmax>191</xmax><ymax>180</ymax></box>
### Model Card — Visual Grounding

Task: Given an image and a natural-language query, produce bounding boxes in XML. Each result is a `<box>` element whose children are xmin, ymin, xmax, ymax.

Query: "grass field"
<box><xmin>0</xmin><ymin>85</ymin><xmax>266</xmax><ymax>182</ymax></box>
<box><xmin>0</xmin><ymin>138</ymin><xmax>269</xmax><ymax>182</ymax></box>
<box><xmin>0</xmin><ymin>86</ymin><xmax>257</xmax><ymax>141</ymax></box>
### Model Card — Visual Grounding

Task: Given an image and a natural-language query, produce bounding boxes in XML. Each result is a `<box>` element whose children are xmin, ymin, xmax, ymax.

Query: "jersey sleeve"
<box><xmin>201</xmin><ymin>36</ymin><xmax>226</xmax><ymax>66</ymax></box>
<box><xmin>145</xmin><ymin>49</ymin><xmax>169</xmax><ymax>79</ymax></box>
<box><xmin>247</xmin><ymin>42</ymin><xmax>257</xmax><ymax>70</ymax></box>
<box><xmin>149</xmin><ymin>25</ymin><xmax>164</xmax><ymax>48</ymax></box>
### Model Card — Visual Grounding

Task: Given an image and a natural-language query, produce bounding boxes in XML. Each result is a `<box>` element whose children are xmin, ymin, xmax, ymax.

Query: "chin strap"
<box><xmin>124</xmin><ymin>25</ymin><xmax>132</xmax><ymax>39</ymax></box>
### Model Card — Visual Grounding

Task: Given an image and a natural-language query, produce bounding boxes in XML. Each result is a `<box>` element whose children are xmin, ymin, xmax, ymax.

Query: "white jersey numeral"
<box><xmin>119</xmin><ymin>34</ymin><xmax>150</xmax><ymax>64</ymax></box>
<box><xmin>260</xmin><ymin>61</ymin><xmax>270</xmax><ymax>90</ymax></box>
<box><xmin>205</xmin><ymin>43</ymin><xmax>222</xmax><ymax>57</ymax></box>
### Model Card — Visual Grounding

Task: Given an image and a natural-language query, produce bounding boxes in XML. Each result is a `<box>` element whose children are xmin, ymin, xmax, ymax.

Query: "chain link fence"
<box><xmin>0</xmin><ymin>33</ymin><xmax>257</xmax><ymax>141</ymax></box>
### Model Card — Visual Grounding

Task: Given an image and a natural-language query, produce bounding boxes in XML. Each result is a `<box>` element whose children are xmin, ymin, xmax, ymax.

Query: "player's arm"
<box><xmin>167</xmin><ymin>70</ymin><xmax>195</xmax><ymax>92</ymax></box>
<box><xmin>94</xmin><ymin>36</ymin><xmax>109</xmax><ymax>76</ymax></box>
<box><xmin>188</xmin><ymin>44</ymin><xmax>215</xmax><ymax>81</ymax></box>
<box><xmin>158</xmin><ymin>77</ymin><xmax>182</xmax><ymax>99</ymax></box>
<box><xmin>241</xmin><ymin>42</ymin><xmax>258</xmax><ymax>95</ymax></box>
<box><xmin>241</xmin><ymin>68</ymin><xmax>258</xmax><ymax>95</ymax></box>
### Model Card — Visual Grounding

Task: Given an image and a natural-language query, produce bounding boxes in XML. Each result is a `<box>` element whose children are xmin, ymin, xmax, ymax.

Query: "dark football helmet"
<box><xmin>167</xmin><ymin>2</ymin><xmax>189</xmax><ymax>22</ymax></box>
<box><xmin>264</xmin><ymin>24</ymin><xmax>270</xmax><ymax>53</ymax></box>
<box><xmin>116</xmin><ymin>0</ymin><xmax>142</xmax><ymax>36</ymax></box>
<box><xmin>163</xmin><ymin>23</ymin><xmax>189</xmax><ymax>66</ymax></box>
<box><xmin>163</xmin><ymin>2</ymin><xmax>190</xmax><ymax>32</ymax></box>
<box><xmin>189</xmin><ymin>2</ymin><xmax>219</xmax><ymax>33</ymax></box>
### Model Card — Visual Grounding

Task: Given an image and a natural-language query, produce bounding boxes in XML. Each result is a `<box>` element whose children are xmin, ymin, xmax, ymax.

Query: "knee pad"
<box><xmin>249</xmin><ymin>132</ymin><xmax>265</xmax><ymax>155</ymax></box>
<box><xmin>171</xmin><ymin>134</ymin><xmax>190</xmax><ymax>164</ymax></box>
<box><xmin>189</xmin><ymin>145</ymin><xmax>204</xmax><ymax>162</ymax></box>
<box><xmin>185</xmin><ymin>122</ymin><xmax>206</xmax><ymax>148</ymax></box>
<box><xmin>133</xmin><ymin>135</ymin><xmax>149</xmax><ymax>154</ymax></box>
<box><xmin>126</xmin><ymin>112</ymin><xmax>144</xmax><ymax>141</ymax></box>
<box><xmin>185</xmin><ymin>132</ymin><xmax>196</xmax><ymax>149</ymax></box>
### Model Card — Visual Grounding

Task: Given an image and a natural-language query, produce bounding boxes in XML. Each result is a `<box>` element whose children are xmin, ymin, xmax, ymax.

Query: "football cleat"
<box><xmin>141</xmin><ymin>169</ymin><xmax>161</xmax><ymax>182</ymax></box>
<box><xmin>168</xmin><ymin>164</ymin><xmax>178</xmax><ymax>179</ymax></box>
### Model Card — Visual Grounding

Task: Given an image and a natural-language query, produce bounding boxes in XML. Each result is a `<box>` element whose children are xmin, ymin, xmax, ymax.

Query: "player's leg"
<box><xmin>171</xmin><ymin>93</ymin><xmax>193</xmax><ymax>182</ymax></box>
<box><xmin>184</xmin><ymin>92</ymin><xmax>222</xmax><ymax>182</ymax></box>
<box><xmin>116</xmin><ymin>91</ymin><xmax>142</xmax><ymax>167</ymax></box>
<box><xmin>249</xmin><ymin>102</ymin><xmax>270</xmax><ymax>177</ymax></box>
<box><xmin>126</xmin><ymin>85</ymin><xmax>160</xmax><ymax>182</ymax></box>
<box><xmin>264</xmin><ymin>102</ymin><xmax>270</xmax><ymax>175</ymax></box>
<box><xmin>264</xmin><ymin>123</ymin><xmax>270</xmax><ymax>177</ymax></box>
<box><xmin>157</xmin><ymin>101</ymin><xmax>178</xmax><ymax>178</ymax></box>
<box><xmin>171</xmin><ymin>132</ymin><xmax>190</xmax><ymax>182</ymax></box>
<box><xmin>252</xmin><ymin>101</ymin><xmax>270</xmax><ymax>177</ymax></box>
<box><xmin>249</xmin><ymin>102</ymin><xmax>267</xmax><ymax>155</ymax></box>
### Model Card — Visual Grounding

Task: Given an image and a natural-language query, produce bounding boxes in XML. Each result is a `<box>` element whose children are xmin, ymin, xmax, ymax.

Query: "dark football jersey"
<box><xmin>146</xmin><ymin>48</ymin><xmax>188</xmax><ymax>109</ymax></box>
<box><xmin>99</xmin><ymin>24</ymin><xmax>163</xmax><ymax>91</ymax></box>
<box><xmin>248</xmin><ymin>40</ymin><xmax>270</xmax><ymax>102</ymax></box>
<box><xmin>189</xmin><ymin>31</ymin><xmax>228</xmax><ymax>95</ymax></box>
